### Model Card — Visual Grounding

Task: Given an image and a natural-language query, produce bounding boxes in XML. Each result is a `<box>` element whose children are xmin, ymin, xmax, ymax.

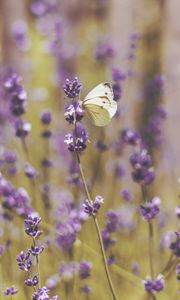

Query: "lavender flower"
<box><xmin>24</xmin><ymin>214</ymin><xmax>42</xmax><ymax>238</ymax></box>
<box><xmin>64</xmin><ymin>101</ymin><xmax>84</xmax><ymax>124</ymax></box>
<box><xmin>130</xmin><ymin>149</ymin><xmax>155</xmax><ymax>185</ymax></box>
<box><xmin>63</xmin><ymin>77</ymin><xmax>82</xmax><ymax>98</ymax></box>
<box><xmin>24</xmin><ymin>163</ymin><xmax>38</xmax><ymax>179</ymax></box>
<box><xmin>170</xmin><ymin>233</ymin><xmax>180</xmax><ymax>257</ymax></box>
<box><xmin>79</xmin><ymin>261</ymin><xmax>92</xmax><ymax>279</ymax></box>
<box><xmin>4</xmin><ymin>286</ymin><xmax>18</xmax><ymax>296</ymax></box>
<box><xmin>14</xmin><ymin>120</ymin><xmax>31</xmax><ymax>139</ymax></box>
<box><xmin>143</xmin><ymin>274</ymin><xmax>164</xmax><ymax>293</ymax></box>
<box><xmin>83</xmin><ymin>195</ymin><xmax>104</xmax><ymax>216</ymax></box>
<box><xmin>25</xmin><ymin>275</ymin><xmax>39</xmax><ymax>287</ymax></box>
<box><xmin>16</xmin><ymin>250</ymin><xmax>32</xmax><ymax>271</ymax></box>
<box><xmin>32</xmin><ymin>286</ymin><xmax>58</xmax><ymax>300</ymax></box>
<box><xmin>140</xmin><ymin>197</ymin><xmax>161</xmax><ymax>221</ymax></box>
<box><xmin>121</xmin><ymin>189</ymin><xmax>134</xmax><ymax>201</ymax></box>
<box><xmin>95</xmin><ymin>41</ymin><xmax>115</xmax><ymax>62</ymax></box>
<box><xmin>121</xmin><ymin>129</ymin><xmax>141</xmax><ymax>146</ymax></box>
<box><xmin>41</xmin><ymin>111</ymin><xmax>52</xmax><ymax>124</ymax></box>
<box><xmin>4</xmin><ymin>72</ymin><xmax>27</xmax><ymax>116</ymax></box>
<box><xmin>64</xmin><ymin>124</ymin><xmax>88</xmax><ymax>152</ymax></box>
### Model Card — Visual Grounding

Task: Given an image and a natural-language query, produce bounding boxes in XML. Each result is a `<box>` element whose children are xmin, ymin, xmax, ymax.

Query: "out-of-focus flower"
<box><xmin>79</xmin><ymin>261</ymin><xmax>92</xmax><ymax>279</ymax></box>
<box><xmin>121</xmin><ymin>129</ymin><xmax>141</xmax><ymax>146</ymax></box>
<box><xmin>130</xmin><ymin>149</ymin><xmax>155</xmax><ymax>185</ymax></box>
<box><xmin>95</xmin><ymin>41</ymin><xmax>115</xmax><ymax>62</ymax></box>
<box><xmin>170</xmin><ymin>232</ymin><xmax>180</xmax><ymax>257</ymax></box>
<box><xmin>41</xmin><ymin>111</ymin><xmax>52</xmax><ymax>124</ymax></box>
<box><xmin>11</xmin><ymin>20</ymin><xmax>31</xmax><ymax>51</ymax></box>
<box><xmin>24</xmin><ymin>163</ymin><xmax>38</xmax><ymax>179</ymax></box>
<box><xmin>14</xmin><ymin>120</ymin><xmax>31</xmax><ymax>139</ymax></box>
<box><xmin>121</xmin><ymin>189</ymin><xmax>134</xmax><ymax>201</ymax></box>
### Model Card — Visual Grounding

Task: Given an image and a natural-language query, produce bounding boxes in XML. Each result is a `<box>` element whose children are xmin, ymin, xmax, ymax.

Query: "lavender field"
<box><xmin>0</xmin><ymin>0</ymin><xmax>179</xmax><ymax>299</ymax></box>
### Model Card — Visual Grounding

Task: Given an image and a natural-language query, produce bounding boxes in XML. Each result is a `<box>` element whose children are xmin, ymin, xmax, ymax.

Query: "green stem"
<box><xmin>76</xmin><ymin>152</ymin><xmax>118</xmax><ymax>300</ymax></box>
<box><xmin>141</xmin><ymin>186</ymin><xmax>155</xmax><ymax>279</ymax></box>
<box><xmin>33</xmin><ymin>238</ymin><xmax>41</xmax><ymax>288</ymax></box>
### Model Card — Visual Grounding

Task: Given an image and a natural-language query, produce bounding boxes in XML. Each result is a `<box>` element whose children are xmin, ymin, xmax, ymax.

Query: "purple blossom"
<box><xmin>29</xmin><ymin>245</ymin><xmax>45</xmax><ymax>256</ymax></box>
<box><xmin>11</xmin><ymin>20</ymin><xmax>30</xmax><ymax>51</ymax></box>
<box><xmin>121</xmin><ymin>129</ymin><xmax>141</xmax><ymax>145</ymax></box>
<box><xmin>143</xmin><ymin>274</ymin><xmax>164</xmax><ymax>293</ymax></box>
<box><xmin>59</xmin><ymin>262</ymin><xmax>78</xmax><ymax>280</ymax></box>
<box><xmin>64</xmin><ymin>124</ymin><xmax>88</xmax><ymax>153</ymax></box>
<box><xmin>170</xmin><ymin>234</ymin><xmax>180</xmax><ymax>257</ymax></box>
<box><xmin>16</xmin><ymin>250</ymin><xmax>32</xmax><ymax>271</ymax></box>
<box><xmin>95</xmin><ymin>41</ymin><xmax>115</xmax><ymax>62</ymax></box>
<box><xmin>101</xmin><ymin>229</ymin><xmax>116</xmax><ymax>250</ymax></box>
<box><xmin>14</xmin><ymin>120</ymin><xmax>31</xmax><ymax>139</ymax></box>
<box><xmin>24</xmin><ymin>214</ymin><xmax>42</xmax><ymax>238</ymax></box>
<box><xmin>112</xmin><ymin>68</ymin><xmax>126</xmax><ymax>82</ymax></box>
<box><xmin>4</xmin><ymin>286</ymin><xmax>18</xmax><ymax>296</ymax></box>
<box><xmin>32</xmin><ymin>287</ymin><xmax>49</xmax><ymax>300</ymax></box>
<box><xmin>79</xmin><ymin>261</ymin><xmax>92</xmax><ymax>279</ymax></box>
<box><xmin>24</xmin><ymin>163</ymin><xmax>38</xmax><ymax>179</ymax></box>
<box><xmin>41</xmin><ymin>111</ymin><xmax>52</xmax><ymax>124</ymax></box>
<box><xmin>121</xmin><ymin>189</ymin><xmax>134</xmax><ymax>201</ymax></box>
<box><xmin>25</xmin><ymin>275</ymin><xmax>39</xmax><ymax>287</ymax></box>
<box><xmin>140</xmin><ymin>197</ymin><xmax>161</xmax><ymax>221</ymax></box>
<box><xmin>63</xmin><ymin>77</ymin><xmax>82</xmax><ymax>99</ymax></box>
<box><xmin>4</xmin><ymin>72</ymin><xmax>27</xmax><ymax>116</ymax></box>
<box><xmin>130</xmin><ymin>149</ymin><xmax>155</xmax><ymax>185</ymax></box>
<box><xmin>112</xmin><ymin>82</ymin><xmax>121</xmax><ymax>101</ymax></box>
<box><xmin>81</xmin><ymin>285</ymin><xmax>92</xmax><ymax>294</ymax></box>
<box><xmin>64</xmin><ymin>101</ymin><xmax>84</xmax><ymax>124</ymax></box>
<box><xmin>83</xmin><ymin>195</ymin><xmax>104</xmax><ymax>216</ymax></box>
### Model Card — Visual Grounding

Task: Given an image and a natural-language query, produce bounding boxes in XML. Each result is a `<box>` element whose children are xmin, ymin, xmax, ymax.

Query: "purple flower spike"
<box><xmin>63</xmin><ymin>77</ymin><xmax>82</xmax><ymax>99</ymax></box>
<box><xmin>25</xmin><ymin>275</ymin><xmax>39</xmax><ymax>287</ymax></box>
<box><xmin>24</xmin><ymin>163</ymin><xmax>38</xmax><ymax>179</ymax></box>
<box><xmin>4</xmin><ymin>286</ymin><xmax>18</xmax><ymax>296</ymax></box>
<box><xmin>16</xmin><ymin>250</ymin><xmax>32</xmax><ymax>271</ymax></box>
<box><xmin>143</xmin><ymin>274</ymin><xmax>164</xmax><ymax>293</ymax></box>
<box><xmin>24</xmin><ymin>214</ymin><xmax>42</xmax><ymax>238</ymax></box>
<box><xmin>41</xmin><ymin>111</ymin><xmax>52</xmax><ymax>124</ymax></box>
<box><xmin>79</xmin><ymin>261</ymin><xmax>92</xmax><ymax>279</ymax></box>
<box><xmin>140</xmin><ymin>197</ymin><xmax>161</xmax><ymax>221</ymax></box>
<box><xmin>14</xmin><ymin>120</ymin><xmax>31</xmax><ymax>139</ymax></box>
<box><xmin>64</xmin><ymin>101</ymin><xmax>84</xmax><ymax>124</ymax></box>
<box><xmin>170</xmin><ymin>234</ymin><xmax>180</xmax><ymax>257</ymax></box>
<box><xmin>130</xmin><ymin>149</ymin><xmax>155</xmax><ymax>185</ymax></box>
<box><xmin>121</xmin><ymin>129</ymin><xmax>141</xmax><ymax>145</ymax></box>
<box><xmin>83</xmin><ymin>195</ymin><xmax>104</xmax><ymax>216</ymax></box>
<box><xmin>64</xmin><ymin>124</ymin><xmax>88</xmax><ymax>153</ymax></box>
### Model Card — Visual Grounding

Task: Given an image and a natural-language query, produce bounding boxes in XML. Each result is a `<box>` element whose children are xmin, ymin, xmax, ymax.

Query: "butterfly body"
<box><xmin>81</xmin><ymin>82</ymin><xmax>117</xmax><ymax>126</ymax></box>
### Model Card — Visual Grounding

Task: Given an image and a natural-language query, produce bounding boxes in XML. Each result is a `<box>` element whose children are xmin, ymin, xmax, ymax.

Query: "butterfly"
<box><xmin>81</xmin><ymin>82</ymin><xmax>117</xmax><ymax>126</ymax></box>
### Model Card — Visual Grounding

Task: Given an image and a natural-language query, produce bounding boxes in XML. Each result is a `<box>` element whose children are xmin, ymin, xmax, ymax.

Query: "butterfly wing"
<box><xmin>84</xmin><ymin>102</ymin><xmax>111</xmax><ymax>126</ymax></box>
<box><xmin>82</xmin><ymin>82</ymin><xmax>117</xmax><ymax>126</ymax></box>
<box><xmin>84</xmin><ymin>82</ymin><xmax>114</xmax><ymax>102</ymax></box>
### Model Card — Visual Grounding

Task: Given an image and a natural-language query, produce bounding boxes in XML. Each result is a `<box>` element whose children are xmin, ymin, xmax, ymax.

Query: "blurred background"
<box><xmin>0</xmin><ymin>0</ymin><xmax>180</xmax><ymax>299</ymax></box>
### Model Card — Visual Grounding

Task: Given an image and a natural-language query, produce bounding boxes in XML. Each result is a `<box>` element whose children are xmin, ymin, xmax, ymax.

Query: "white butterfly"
<box><xmin>81</xmin><ymin>82</ymin><xmax>117</xmax><ymax>127</ymax></box>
